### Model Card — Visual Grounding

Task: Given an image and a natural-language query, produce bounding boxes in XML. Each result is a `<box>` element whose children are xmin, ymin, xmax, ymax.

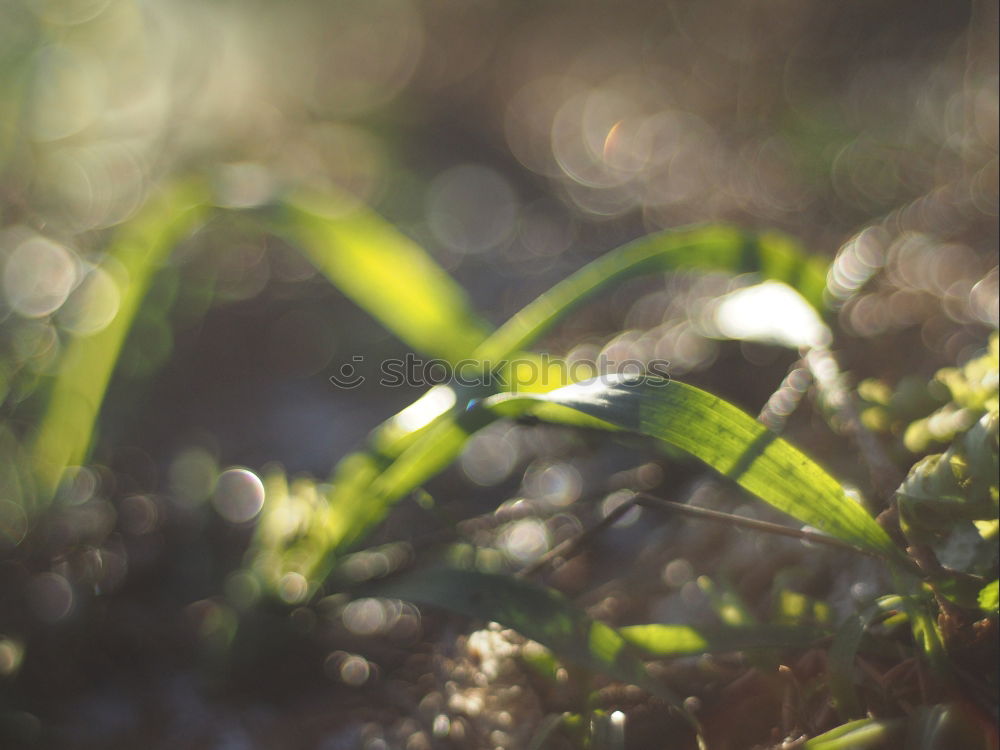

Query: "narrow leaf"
<box><xmin>978</xmin><ymin>579</ymin><xmax>999</xmax><ymax>613</ymax></box>
<box><xmin>620</xmin><ymin>623</ymin><xmax>826</xmax><ymax>657</ymax></box>
<box><xmin>292</xmin><ymin>225</ymin><xmax>827</xmax><ymax>572</ymax></box>
<box><xmin>473</xmin><ymin>226</ymin><xmax>827</xmax><ymax>362</ymax></box>
<box><xmin>804</xmin><ymin>718</ymin><xmax>904</xmax><ymax>749</ymax></box>
<box><xmin>271</xmin><ymin>190</ymin><xmax>490</xmax><ymax>363</ymax></box>
<box><xmin>369</xmin><ymin>566</ymin><xmax>682</xmax><ymax>705</ymax></box>
<box><xmin>485</xmin><ymin>376</ymin><xmax>901</xmax><ymax>560</ymax></box>
<box><xmin>259</xmin><ymin>405</ymin><xmax>499</xmax><ymax>584</ymax></box>
<box><xmin>30</xmin><ymin>180</ymin><xmax>208</xmax><ymax>505</ymax></box>
<box><xmin>828</xmin><ymin>594</ymin><xmax>904</xmax><ymax>718</ymax></box>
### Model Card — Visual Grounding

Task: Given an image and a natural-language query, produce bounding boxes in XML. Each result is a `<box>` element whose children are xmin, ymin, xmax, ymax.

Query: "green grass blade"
<box><xmin>277</xmin><ymin>225</ymin><xmax>825</xmax><ymax>574</ymax></box>
<box><xmin>485</xmin><ymin>376</ymin><xmax>901</xmax><ymax>560</ymax></box>
<box><xmin>620</xmin><ymin>623</ymin><xmax>826</xmax><ymax>656</ymax></box>
<box><xmin>270</xmin><ymin>225</ymin><xmax>826</xmax><ymax>576</ymax></box>
<box><xmin>803</xmin><ymin>718</ymin><xmax>905</xmax><ymax>749</ymax></box>
<box><xmin>254</xmin><ymin>404</ymin><xmax>499</xmax><ymax>585</ymax></box>
<box><xmin>474</xmin><ymin>225</ymin><xmax>827</xmax><ymax>362</ymax></box>
<box><xmin>979</xmin><ymin>579</ymin><xmax>999</xmax><ymax>613</ymax></box>
<box><xmin>30</xmin><ymin>180</ymin><xmax>209</xmax><ymax>505</ymax></box>
<box><xmin>323</xmin><ymin>414</ymin><xmax>483</xmax><ymax>561</ymax></box>
<box><xmin>369</xmin><ymin>566</ymin><xmax>682</xmax><ymax>706</ymax></box>
<box><xmin>269</xmin><ymin>189</ymin><xmax>490</xmax><ymax>363</ymax></box>
<box><xmin>828</xmin><ymin>594</ymin><xmax>904</xmax><ymax>718</ymax></box>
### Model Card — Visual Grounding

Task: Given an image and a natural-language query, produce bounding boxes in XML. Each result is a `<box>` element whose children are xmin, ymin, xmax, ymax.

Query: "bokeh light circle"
<box><xmin>212</xmin><ymin>468</ymin><xmax>265</xmax><ymax>524</ymax></box>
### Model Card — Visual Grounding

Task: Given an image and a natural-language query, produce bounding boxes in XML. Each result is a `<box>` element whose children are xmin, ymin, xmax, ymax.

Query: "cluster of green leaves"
<box><xmin>858</xmin><ymin>332</ymin><xmax>998</xmax><ymax>457</ymax></box>
<box><xmin>23</xmin><ymin>178</ymin><xmax>998</xmax><ymax>747</ymax></box>
<box><xmin>860</xmin><ymin>335</ymin><xmax>999</xmax><ymax>604</ymax></box>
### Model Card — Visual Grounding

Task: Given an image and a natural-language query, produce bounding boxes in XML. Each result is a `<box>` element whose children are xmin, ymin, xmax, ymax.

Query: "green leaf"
<box><xmin>904</xmin><ymin>333</ymin><xmax>998</xmax><ymax>452</ymax></box>
<box><xmin>803</xmin><ymin>717</ymin><xmax>904</xmax><ymax>749</ymax></box>
<box><xmin>368</xmin><ymin>566</ymin><xmax>682</xmax><ymax>706</ymax></box>
<box><xmin>270</xmin><ymin>189</ymin><xmax>490</xmax><ymax>363</ymax></box>
<box><xmin>489</xmin><ymin>377</ymin><xmax>945</xmax><ymax>684</ymax></box>
<box><xmin>897</xmin><ymin>409</ymin><xmax>999</xmax><ymax>576</ymax></box>
<box><xmin>272</xmin><ymin>225</ymin><xmax>829</xmax><ymax>576</ymax></box>
<box><xmin>978</xmin><ymin>579</ymin><xmax>999</xmax><ymax>613</ymax></box>
<box><xmin>620</xmin><ymin>622</ymin><xmax>826</xmax><ymax>657</ymax></box>
<box><xmin>30</xmin><ymin>180</ymin><xmax>209</xmax><ymax>506</ymax></box>
<box><xmin>473</xmin><ymin>225</ymin><xmax>828</xmax><ymax>362</ymax></box>
<box><xmin>485</xmin><ymin>376</ymin><xmax>901</xmax><ymax>560</ymax></box>
<box><xmin>828</xmin><ymin>594</ymin><xmax>904</xmax><ymax>718</ymax></box>
<box><xmin>254</xmin><ymin>404</ymin><xmax>499</xmax><ymax>584</ymax></box>
<box><xmin>283</xmin><ymin>225</ymin><xmax>827</xmax><ymax>573</ymax></box>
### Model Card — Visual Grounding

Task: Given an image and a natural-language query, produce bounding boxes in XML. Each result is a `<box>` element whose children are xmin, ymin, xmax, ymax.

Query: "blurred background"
<box><xmin>0</xmin><ymin>0</ymin><xmax>997</xmax><ymax>748</ymax></box>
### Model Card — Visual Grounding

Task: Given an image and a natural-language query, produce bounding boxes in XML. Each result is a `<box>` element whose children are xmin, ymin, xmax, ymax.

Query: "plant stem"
<box><xmin>634</xmin><ymin>492</ymin><xmax>878</xmax><ymax>557</ymax></box>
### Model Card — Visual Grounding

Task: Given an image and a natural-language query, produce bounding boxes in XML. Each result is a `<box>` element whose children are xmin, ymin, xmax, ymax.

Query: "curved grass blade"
<box><xmin>278</xmin><ymin>225</ymin><xmax>828</xmax><ymax>575</ymax></box>
<box><xmin>30</xmin><ymin>180</ymin><xmax>209</xmax><ymax>506</ymax></box>
<box><xmin>803</xmin><ymin>717</ymin><xmax>905</xmax><ymax>749</ymax></box>
<box><xmin>620</xmin><ymin>623</ymin><xmax>826</xmax><ymax>657</ymax></box>
<box><xmin>257</xmin><ymin>404</ymin><xmax>500</xmax><ymax>584</ymax></box>
<box><xmin>828</xmin><ymin>594</ymin><xmax>904</xmax><ymax>718</ymax></box>
<box><xmin>369</xmin><ymin>566</ymin><xmax>682</xmax><ymax>706</ymax></box>
<box><xmin>473</xmin><ymin>226</ymin><xmax>827</xmax><ymax>362</ymax></box>
<box><xmin>485</xmin><ymin>376</ymin><xmax>902</xmax><ymax>560</ymax></box>
<box><xmin>269</xmin><ymin>189</ymin><xmax>490</xmax><ymax>364</ymax></box>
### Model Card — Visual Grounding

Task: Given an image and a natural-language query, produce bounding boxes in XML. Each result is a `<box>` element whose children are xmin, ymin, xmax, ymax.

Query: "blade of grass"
<box><xmin>368</xmin><ymin>566</ymin><xmax>683</xmax><ymax>706</ymax></box>
<box><xmin>620</xmin><ymin>622</ymin><xmax>826</xmax><ymax>656</ymax></box>
<box><xmin>828</xmin><ymin>594</ymin><xmax>904</xmax><ymax>718</ymax></box>
<box><xmin>274</xmin><ymin>225</ymin><xmax>829</xmax><ymax>575</ymax></box>
<box><xmin>269</xmin><ymin>189</ymin><xmax>491</xmax><ymax>364</ymax></box>
<box><xmin>484</xmin><ymin>376</ymin><xmax>903</xmax><ymax>561</ymax></box>
<box><xmin>258</xmin><ymin>404</ymin><xmax>500</xmax><ymax>585</ymax></box>
<box><xmin>803</xmin><ymin>717</ymin><xmax>905</xmax><ymax>749</ymax></box>
<box><xmin>30</xmin><ymin>180</ymin><xmax>209</xmax><ymax>506</ymax></box>
<box><xmin>473</xmin><ymin>226</ymin><xmax>827</xmax><ymax>362</ymax></box>
<box><xmin>979</xmin><ymin>579</ymin><xmax>999</xmax><ymax>613</ymax></box>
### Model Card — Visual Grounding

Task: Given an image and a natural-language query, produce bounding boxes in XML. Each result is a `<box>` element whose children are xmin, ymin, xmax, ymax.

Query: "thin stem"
<box><xmin>518</xmin><ymin>495</ymin><xmax>640</xmax><ymax>579</ymax></box>
<box><xmin>634</xmin><ymin>492</ymin><xmax>878</xmax><ymax>558</ymax></box>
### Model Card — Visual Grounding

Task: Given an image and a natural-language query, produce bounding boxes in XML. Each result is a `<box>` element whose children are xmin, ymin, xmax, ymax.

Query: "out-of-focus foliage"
<box><xmin>979</xmin><ymin>579</ymin><xmax>999</xmax><ymax>613</ymax></box>
<box><xmin>827</xmin><ymin>594</ymin><xmax>906</xmax><ymax>718</ymax></box>
<box><xmin>859</xmin><ymin>332</ymin><xmax>999</xmax><ymax>452</ymax></box>
<box><xmin>30</xmin><ymin>182</ymin><xmax>208</xmax><ymax>502</ymax></box>
<box><xmin>803</xmin><ymin>705</ymin><xmax>992</xmax><ymax>750</ymax></box>
<box><xmin>247</xmin><ymin>224</ymin><xmax>833</xmax><ymax>589</ymax></box>
<box><xmin>370</xmin><ymin>566</ymin><xmax>683</xmax><ymax>707</ymax></box>
<box><xmin>857</xmin><ymin>336</ymin><xmax>1000</xmax><ymax>578</ymax></box>
<box><xmin>0</xmin><ymin>0</ymin><xmax>997</xmax><ymax>747</ymax></box>
<box><xmin>269</xmin><ymin>191</ymin><xmax>491</xmax><ymax>364</ymax></box>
